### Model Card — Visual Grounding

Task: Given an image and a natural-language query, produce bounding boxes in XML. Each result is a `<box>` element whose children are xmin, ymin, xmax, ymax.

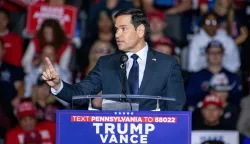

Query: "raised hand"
<box><xmin>42</xmin><ymin>57</ymin><xmax>61</xmax><ymax>90</ymax></box>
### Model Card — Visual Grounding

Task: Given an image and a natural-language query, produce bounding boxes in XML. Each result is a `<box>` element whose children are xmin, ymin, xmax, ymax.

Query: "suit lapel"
<box><xmin>138</xmin><ymin>49</ymin><xmax>156</xmax><ymax>94</ymax></box>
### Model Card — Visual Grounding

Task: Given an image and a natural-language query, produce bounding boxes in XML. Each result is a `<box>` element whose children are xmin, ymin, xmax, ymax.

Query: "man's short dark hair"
<box><xmin>205</xmin><ymin>40</ymin><xmax>224</xmax><ymax>53</ymax></box>
<box><xmin>114</xmin><ymin>8</ymin><xmax>150</xmax><ymax>40</ymax></box>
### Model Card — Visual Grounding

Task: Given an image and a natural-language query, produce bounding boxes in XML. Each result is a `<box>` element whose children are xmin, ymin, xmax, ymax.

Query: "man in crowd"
<box><xmin>209</xmin><ymin>73</ymin><xmax>239</xmax><ymax>129</ymax></box>
<box><xmin>186</xmin><ymin>40</ymin><xmax>242</xmax><ymax>108</ymax></box>
<box><xmin>192</xmin><ymin>94</ymin><xmax>234</xmax><ymax>130</ymax></box>
<box><xmin>6</xmin><ymin>100</ymin><xmax>56</xmax><ymax>144</ymax></box>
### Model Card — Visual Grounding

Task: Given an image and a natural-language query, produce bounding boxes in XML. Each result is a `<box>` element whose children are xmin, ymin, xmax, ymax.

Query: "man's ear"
<box><xmin>136</xmin><ymin>24</ymin><xmax>145</xmax><ymax>39</ymax></box>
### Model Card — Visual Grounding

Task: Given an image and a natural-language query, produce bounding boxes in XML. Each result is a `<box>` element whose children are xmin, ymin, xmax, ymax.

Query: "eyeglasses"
<box><xmin>205</xmin><ymin>19</ymin><xmax>218</xmax><ymax>26</ymax></box>
<box><xmin>95</xmin><ymin>48</ymin><xmax>110</xmax><ymax>54</ymax></box>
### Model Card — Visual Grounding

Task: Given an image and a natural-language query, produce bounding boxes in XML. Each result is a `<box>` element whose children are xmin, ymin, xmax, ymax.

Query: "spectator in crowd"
<box><xmin>22</xmin><ymin>19</ymin><xmax>72</xmax><ymax>74</ymax></box>
<box><xmin>6</xmin><ymin>100</ymin><xmax>56</xmax><ymax>144</ymax></box>
<box><xmin>24</xmin><ymin>44</ymin><xmax>72</xmax><ymax>100</ymax></box>
<box><xmin>97</xmin><ymin>11</ymin><xmax>114</xmax><ymax>43</ymax></box>
<box><xmin>87</xmin><ymin>0</ymin><xmax>134</xmax><ymax>39</ymax></box>
<box><xmin>0</xmin><ymin>8</ymin><xmax>23</xmax><ymax>67</ymax></box>
<box><xmin>77</xmin><ymin>40</ymin><xmax>116</xmax><ymax>109</ymax></box>
<box><xmin>213</xmin><ymin>0</ymin><xmax>248</xmax><ymax>45</ymax></box>
<box><xmin>188</xmin><ymin>12</ymin><xmax>240</xmax><ymax>73</ymax></box>
<box><xmin>153</xmin><ymin>36</ymin><xmax>175</xmax><ymax>56</ymax></box>
<box><xmin>0</xmin><ymin>80</ymin><xmax>17</xmax><ymax>143</ymax></box>
<box><xmin>209</xmin><ymin>73</ymin><xmax>239</xmax><ymax>129</ymax></box>
<box><xmin>83</xmin><ymin>10</ymin><xmax>115</xmax><ymax>55</ymax></box>
<box><xmin>42</xmin><ymin>0</ymin><xmax>82</xmax><ymax>49</ymax></box>
<box><xmin>0</xmin><ymin>39</ymin><xmax>25</xmax><ymax>107</ymax></box>
<box><xmin>186</xmin><ymin>40</ymin><xmax>242</xmax><ymax>107</ymax></box>
<box><xmin>148</xmin><ymin>10</ymin><xmax>169</xmax><ymax>45</ymax></box>
<box><xmin>237</xmin><ymin>95</ymin><xmax>250</xmax><ymax>138</ymax></box>
<box><xmin>32</xmin><ymin>75</ymin><xmax>66</xmax><ymax>122</ymax></box>
<box><xmin>192</xmin><ymin>95</ymin><xmax>234</xmax><ymax>130</ymax></box>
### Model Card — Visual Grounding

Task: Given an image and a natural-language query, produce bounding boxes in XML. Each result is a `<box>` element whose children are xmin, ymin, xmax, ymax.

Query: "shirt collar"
<box><xmin>126</xmin><ymin>43</ymin><xmax>148</xmax><ymax>62</ymax></box>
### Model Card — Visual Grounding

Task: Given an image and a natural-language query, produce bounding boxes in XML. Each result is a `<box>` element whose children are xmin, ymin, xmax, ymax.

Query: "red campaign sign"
<box><xmin>26</xmin><ymin>4</ymin><xmax>77</xmax><ymax>38</ymax></box>
<box><xmin>8</xmin><ymin>0</ymin><xmax>45</xmax><ymax>8</ymax></box>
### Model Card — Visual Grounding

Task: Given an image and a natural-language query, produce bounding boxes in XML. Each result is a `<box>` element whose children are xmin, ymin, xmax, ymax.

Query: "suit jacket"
<box><xmin>56</xmin><ymin>48</ymin><xmax>186</xmax><ymax>110</ymax></box>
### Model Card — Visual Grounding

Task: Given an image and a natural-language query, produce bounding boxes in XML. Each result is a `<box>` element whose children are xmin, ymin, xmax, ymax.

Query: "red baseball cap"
<box><xmin>202</xmin><ymin>95</ymin><xmax>222</xmax><ymax>108</ymax></box>
<box><xmin>17</xmin><ymin>101</ymin><xmax>36</xmax><ymax>119</ymax></box>
<box><xmin>153</xmin><ymin>36</ymin><xmax>175</xmax><ymax>50</ymax></box>
<box><xmin>147</xmin><ymin>10</ymin><xmax>165</xmax><ymax>21</ymax></box>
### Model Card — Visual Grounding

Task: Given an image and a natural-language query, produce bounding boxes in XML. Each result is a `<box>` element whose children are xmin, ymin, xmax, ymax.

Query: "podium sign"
<box><xmin>56</xmin><ymin>110</ymin><xmax>191</xmax><ymax>144</ymax></box>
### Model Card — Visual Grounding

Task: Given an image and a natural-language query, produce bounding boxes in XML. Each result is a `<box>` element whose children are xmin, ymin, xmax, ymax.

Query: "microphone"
<box><xmin>119</xmin><ymin>54</ymin><xmax>132</xmax><ymax>111</ymax></box>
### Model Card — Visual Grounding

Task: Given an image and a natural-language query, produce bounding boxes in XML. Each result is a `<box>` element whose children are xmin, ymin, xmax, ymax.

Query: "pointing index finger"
<box><xmin>45</xmin><ymin>57</ymin><xmax>55</xmax><ymax>71</ymax></box>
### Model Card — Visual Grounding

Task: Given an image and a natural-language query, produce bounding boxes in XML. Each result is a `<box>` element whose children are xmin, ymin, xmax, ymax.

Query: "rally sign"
<box><xmin>192</xmin><ymin>130</ymin><xmax>239</xmax><ymax>144</ymax></box>
<box><xmin>26</xmin><ymin>4</ymin><xmax>77</xmax><ymax>38</ymax></box>
<box><xmin>56</xmin><ymin>110</ymin><xmax>191</xmax><ymax>144</ymax></box>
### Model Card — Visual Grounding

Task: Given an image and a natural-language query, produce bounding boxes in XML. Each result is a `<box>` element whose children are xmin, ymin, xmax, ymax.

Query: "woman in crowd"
<box><xmin>22</xmin><ymin>19</ymin><xmax>72</xmax><ymax>74</ymax></box>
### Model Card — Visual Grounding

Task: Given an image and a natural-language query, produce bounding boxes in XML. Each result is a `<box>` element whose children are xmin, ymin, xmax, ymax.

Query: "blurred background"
<box><xmin>0</xmin><ymin>0</ymin><xmax>250</xmax><ymax>143</ymax></box>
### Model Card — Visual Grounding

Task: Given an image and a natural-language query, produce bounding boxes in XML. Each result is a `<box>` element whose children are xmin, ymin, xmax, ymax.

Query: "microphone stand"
<box><xmin>120</xmin><ymin>63</ymin><xmax>132</xmax><ymax>111</ymax></box>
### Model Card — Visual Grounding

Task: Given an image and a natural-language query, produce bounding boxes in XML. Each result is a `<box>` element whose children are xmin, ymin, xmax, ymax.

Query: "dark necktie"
<box><xmin>128</xmin><ymin>54</ymin><xmax>139</xmax><ymax>95</ymax></box>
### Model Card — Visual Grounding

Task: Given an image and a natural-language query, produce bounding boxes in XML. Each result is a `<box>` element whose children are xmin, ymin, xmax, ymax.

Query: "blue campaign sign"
<box><xmin>56</xmin><ymin>110</ymin><xmax>191</xmax><ymax>144</ymax></box>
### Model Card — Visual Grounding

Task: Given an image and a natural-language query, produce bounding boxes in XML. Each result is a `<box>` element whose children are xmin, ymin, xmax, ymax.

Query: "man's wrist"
<box><xmin>53</xmin><ymin>81</ymin><xmax>62</xmax><ymax>91</ymax></box>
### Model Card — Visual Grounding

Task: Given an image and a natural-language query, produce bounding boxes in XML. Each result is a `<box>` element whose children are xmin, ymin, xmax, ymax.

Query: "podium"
<box><xmin>56</xmin><ymin>95</ymin><xmax>191</xmax><ymax>144</ymax></box>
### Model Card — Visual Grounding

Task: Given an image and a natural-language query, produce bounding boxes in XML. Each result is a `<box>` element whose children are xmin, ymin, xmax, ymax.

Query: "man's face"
<box><xmin>202</xmin><ymin>105</ymin><xmax>222</xmax><ymax>124</ymax></box>
<box><xmin>19</xmin><ymin>116</ymin><xmax>36</xmax><ymax>131</ymax></box>
<box><xmin>206</xmin><ymin>47</ymin><xmax>223</xmax><ymax>66</ymax></box>
<box><xmin>0</xmin><ymin>12</ymin><xmax>8</xmax><ymax>31</ymax></box>
<box><xmin>115</xmin><ymin>15</ymin><xmax>143</xmax><ymax>52</ymax></box>
<box><xmin>150</xmin><ymin>18</ymin><xmax>165</xmax><ymax>34</ymax></box>
<box><xmin>203</xmin><ymin>15</ymin><xmax>219</xmax><ymax>37</ymax></box>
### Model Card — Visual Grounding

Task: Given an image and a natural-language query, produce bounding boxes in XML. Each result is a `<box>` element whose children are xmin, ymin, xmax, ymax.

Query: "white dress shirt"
<box><xmin>51</xmin><ymin>43</ymin><xmax>149</xmax><ymax>95</ymax></box>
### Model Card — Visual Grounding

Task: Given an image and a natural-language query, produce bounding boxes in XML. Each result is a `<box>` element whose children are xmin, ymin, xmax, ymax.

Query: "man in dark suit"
<box><xmin>42</xmin><ymin>8</ymin><xmax>186</xmax><ymax>110</ymax></box>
